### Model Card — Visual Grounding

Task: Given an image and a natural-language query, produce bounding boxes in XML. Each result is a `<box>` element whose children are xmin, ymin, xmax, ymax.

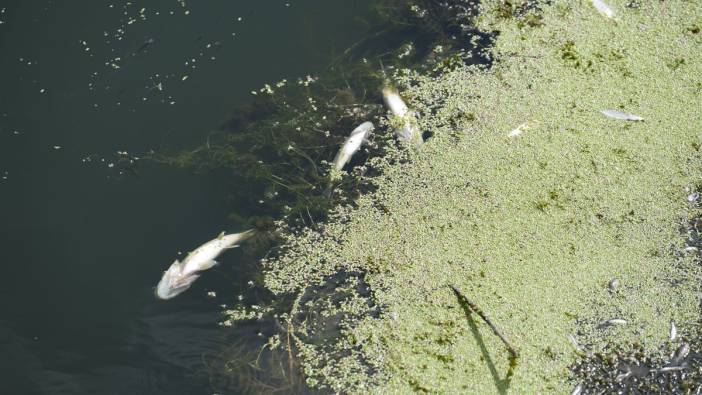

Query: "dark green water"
<box><xmin>0</xmin><ymin>1</ymin><xmax>377</xmax><ymax>393</ymax></box>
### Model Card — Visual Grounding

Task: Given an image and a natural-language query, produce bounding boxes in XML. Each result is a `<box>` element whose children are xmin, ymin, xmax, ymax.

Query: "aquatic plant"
<box><xmin>247</xmin><ymin>0</ymin><xmax>702</xmax><ymax>392</ymax></box>
<box><xmin>153</xmin><ymin>0</ymin><xmax>488</xmax><ymax>234</ymax></box>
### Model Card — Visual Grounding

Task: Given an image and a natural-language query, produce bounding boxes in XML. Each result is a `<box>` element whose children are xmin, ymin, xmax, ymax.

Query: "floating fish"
<box><xmin>332</xmin><ymin>122</ymin><xmax>374</xmax><ymax>170</ymax></box>
<box><xmin>672</xmin><ymin>342</ymin><xmax>690</xmax><ymax>365</ymax></box>
<box><xmin>670</xmin><ymin>321</ymin><xmax>677</xmax><ymax>341</ymax></box>
<box><xmin>591</xmin><ymin>0</ymin><xmax>616</xmax><ymax>19</ymax></box>
<box><xmin>382</xmin><ymin>86</ymin><xmax>423</xmax><ymax>146</ymax></box>
<box><xmin>382</xmin><ymin>86</ymin><xmax>409</xmax><ymax>118</ymax></box>
<box><xmin>155</xmin><ymin>229</ymin><xmax>255</xmax><ymax>300</ymax></box>
<box><xmin>602</xmin><ymin>318</ymin><xmax>627</xmax><ymax>327</ymax></box>
<box><xmin>601</xmin><ymin>109</ymin><xmax>644</xmax><ymax>121</ymax></box>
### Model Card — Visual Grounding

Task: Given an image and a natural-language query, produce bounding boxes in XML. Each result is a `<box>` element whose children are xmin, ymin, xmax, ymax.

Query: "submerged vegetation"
<box><xmin>154</xmin><ymin>0</ymin><xmax>491</xmax><ymax>233</ymax></box>
<box><xmin>162</xmin><ymin>0</ymin><xmax>702</xmax><ymax>393</ymax></box>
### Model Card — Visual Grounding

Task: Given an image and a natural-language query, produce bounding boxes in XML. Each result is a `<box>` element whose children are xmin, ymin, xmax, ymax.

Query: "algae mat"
<box><xmin>260</xmin><ymin>1</ymin><xmax>702</xmax><ymax>393</ymax></box>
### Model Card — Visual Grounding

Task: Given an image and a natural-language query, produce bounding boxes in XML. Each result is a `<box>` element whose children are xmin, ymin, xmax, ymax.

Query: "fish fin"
<box><xmin>225</xmin><ymin>244</ymin><xmax>241</xmax><ymax>250</ymax></box>
<box><xmin>217</xmin><ymin>231</ymin><xmax>226</xmax><ymax>239</ymax></box>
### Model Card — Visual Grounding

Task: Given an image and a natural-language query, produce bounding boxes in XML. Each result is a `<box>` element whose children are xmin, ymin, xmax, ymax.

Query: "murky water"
<box><xmin>0</xmin><ymin>1</ymin><xmax>378</xmax><ymax>393</ymax></box>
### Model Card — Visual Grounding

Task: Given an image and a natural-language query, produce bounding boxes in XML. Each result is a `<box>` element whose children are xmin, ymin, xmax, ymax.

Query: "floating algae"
<box><xmin>251</xmin><ymin>0</ymin><xmax>702</xmax><ymax>392</ymax></box>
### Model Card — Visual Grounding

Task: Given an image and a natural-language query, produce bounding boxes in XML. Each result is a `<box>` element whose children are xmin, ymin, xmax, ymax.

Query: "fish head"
<box><xmin>155</xmin><ymin>271</ymin><xmax>200</xmax><ymax>300</ymax></box>
<box><xmin>154</xmin><ymin>259</ymin><xmax>198</xmax><ymax>300</ymax></box>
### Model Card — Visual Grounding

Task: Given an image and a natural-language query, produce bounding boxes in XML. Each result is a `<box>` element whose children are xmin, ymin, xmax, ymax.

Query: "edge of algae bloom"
<box><xmin>259</xmin><ymin>1</ymin><xmax>702</xmax><ymax>393</ymax></box>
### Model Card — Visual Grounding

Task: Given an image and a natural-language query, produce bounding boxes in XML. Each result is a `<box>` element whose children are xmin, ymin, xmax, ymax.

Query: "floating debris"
<box><xmin>601</xmin><ymin>109</ymin><xmax>644</xmax><ymax>121</ymax></box>
<box><xmin>688</xmin><ymin>192</ymin><xmax>699</xmax><ymax>202</ymax></box>
<box><xmin>508</xmin><ymin>121</ymin><xmax>531</xmax><ymax>137</ymax></box>
<box><xmin>155</xmin><ymin>229</ymin><xmax>255</xmax><ymax>300</ymax></box>
<box><xmin>568</xmin><ymin>334</ymin><xmax>585</xmax><ymax>355</ymax></box>
<box><xmin>570</xmin><ymin>383</ymin><xmax>583</xmax><ymax>395</ymax></box>
<box><xmin>608</xmin><ymin>278</ymin><xmax>620</xmax><ymax>292</ymax></box>
<box><xmin>591</xmin><ymin>0</ymin><xmax>616</xmax><ymax>19</ymax></box>
<box><xmin>332</xmin><ymin>121</ymin><xmax>374</xmax><ymax>171</ymax></box>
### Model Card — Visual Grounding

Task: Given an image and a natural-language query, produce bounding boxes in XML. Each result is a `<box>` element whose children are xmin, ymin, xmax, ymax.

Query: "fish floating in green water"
<box><xmin>332</xmin><ymin>121</ymin><xmax>374</xmax><ymax>170</ymax></box>
<box><xmin>155</xmin><ymin>229</ymin><xmax>255</xmax><ymax>300</ymax></box>
<box><xmin>591</xmin><ymin>0</ymin><xmax>616</xmax><ymax>19</ymax></box>
<box><xmin>382</xmin><ymin>86</ymin><xmax>423</xmax><ymax>146</ymax></box>
<box><xmin>601</xmin><ymin>109</ymin><xmax>644</xmax><ymax>121</ymax></box>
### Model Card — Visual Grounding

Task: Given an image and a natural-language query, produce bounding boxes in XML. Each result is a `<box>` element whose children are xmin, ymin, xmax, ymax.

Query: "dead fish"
<box><xmin>655</xmin><ymin>366</ymin><xmax>685</xmax><ymax>373</ymax></box>
<box><xmin>672</xmin><ymin>342</ymin><xmax>690</xmax><ymax>365</ymax></box>
<box><xmin>608</xmin><ymin>278</ymin><xmax>620</xmax><ymax>292</ymax></box>
<box><xmin>155</xmin><ymin>229</ymin><xmax>255</xmax><ymax>300</ymax></box>
<box><xmin>602</xmin><ymin>318</ymin><xmax>627</xmax><ymax>327</ymax></box>
<box><xmin>688</xmin><ymin>192</ymin><xmax>699</xmax><ymax>202</ymax></box>
<box><xmin>567</xmin><ymin>334</ymin><xmax>585</xmax><ymax>355</ymax></box>
<box><xmin>591</xmin><ymin>0</ymin><xmax>616</xmax><ymax>19</ymax></box>
<box><xmin>332</xmin><ymin>122</ymin><xmax>374</xmax><ymax>170</ymax></box>
<box><xmin>570</xmin><ymin>383</ymin><xmax>583</xmax><ymax>395</ymax></box>
<box><xmin>382</xmin><ymin>86</ymin><xmax>423</xmax><ymax>146</ymax></box>
<box><xmin>601</xmin><ymin>109</ymin><xmax>644</xmax><ymax>121</ymax></box>
<box><xmin>136</xmin><ymin>37</ymin><xmax>156</xmax><ymax>54</ymax></box>
<box><xmin>670</xmin><ymin>321</ymin><xmax>677</xmax><ymax>341</ymax></box>
<box><xmin>382</xmin><ymin>86</ymin><xmax>409</xmax><ymax>118</ymax></box>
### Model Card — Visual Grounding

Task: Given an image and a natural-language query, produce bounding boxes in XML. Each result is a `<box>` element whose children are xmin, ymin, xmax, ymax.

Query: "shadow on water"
<box><xmin>452</xmin><ymin>290</ymin><xmax>514</xmax><ymax>395</ymax></box>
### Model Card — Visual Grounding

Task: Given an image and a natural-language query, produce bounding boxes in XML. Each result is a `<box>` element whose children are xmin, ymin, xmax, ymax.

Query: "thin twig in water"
<box><xmin>450</xmin><ymin>284</ymin><xmax>520</xmax><ymax>359</ymax></box>
<box><xmin>286</xmin><ymin>319</ymin><xmax>294</xmax><ymax>381</ymax></box>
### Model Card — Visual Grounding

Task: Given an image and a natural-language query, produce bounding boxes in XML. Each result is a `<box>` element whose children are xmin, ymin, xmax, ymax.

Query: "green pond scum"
<box><xmin>235</xmin><ymin>0</ymin><xmax>702</xmax><ymax>393</ymax></box>
<box><xmin>160</xmin><ymin>0</ymin><xmax>702</xmax><ymax>393</ymax></box>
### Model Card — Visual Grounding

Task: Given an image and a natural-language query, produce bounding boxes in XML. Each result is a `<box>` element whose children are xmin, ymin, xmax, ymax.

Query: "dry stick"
<box><xmin>449</xmin><ymin>284</ymin><xmax>520</xmax><ymax>359</ymax></box>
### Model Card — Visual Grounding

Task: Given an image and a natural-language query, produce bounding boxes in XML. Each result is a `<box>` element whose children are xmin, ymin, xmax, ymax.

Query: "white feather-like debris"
<box><xmin>508</xmin><ymin>122</ymin><xmax>530</xmax><ymax>137</ymax></box>
<box><xmin>670</xmin><ymin>321</ymin><xmax>677</xmax><ymax>341</ymax></box>
<box><xmin>601</xmin><ymin>109</ymin><xmax>644</xmax><ymax>121</ymax></box>
<box><xmin>602</xmin><ymin>318</ymin><xmax>628</xmax><ymax>326</ymax></box>
<box><xmin>332</xmin><ymin>122</ymin><xmax>374</xmax><ymax>170</ymax></box>
<box><xmin>155</xmin><ymin>229</ymin><xmax>255</xmax><ymax>300</ymax></box>
<box><xmin>591</xmin><ymin>0</ymin><xmax>616</xmax><ymax>19</ymax></box>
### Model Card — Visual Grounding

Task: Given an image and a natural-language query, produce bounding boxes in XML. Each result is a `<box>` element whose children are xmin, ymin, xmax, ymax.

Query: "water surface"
<box><xmin>0</xmin><ymin>1</ymin><xmax>376</xmax><ymax>393</ymax></box>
